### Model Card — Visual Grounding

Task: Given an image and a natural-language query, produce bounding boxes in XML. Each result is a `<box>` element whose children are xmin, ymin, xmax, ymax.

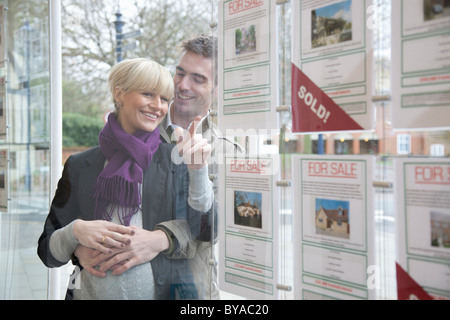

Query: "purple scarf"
<box><xmin>93</xmin><ymin>113</ymin><xmax>161</xmax><ymax>226</ymax></box>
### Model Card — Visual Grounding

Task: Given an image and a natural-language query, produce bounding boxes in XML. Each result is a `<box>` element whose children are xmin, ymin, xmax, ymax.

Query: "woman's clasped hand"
<box><xmin>72</xmin><ymin>219</ymin><xmax>135</xmax><ymax>254</ymax></box>
<box><xmin>73</xmin><ymin>222</ymin><xmax>170</xmax><ymax>278</ymax></box>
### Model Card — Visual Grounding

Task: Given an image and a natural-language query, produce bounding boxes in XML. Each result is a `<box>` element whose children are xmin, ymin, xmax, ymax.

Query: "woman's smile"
<box><xmin>117</xmin><ymin>90</ymin><xmax>168</xmax><ymax>135</ymax></box>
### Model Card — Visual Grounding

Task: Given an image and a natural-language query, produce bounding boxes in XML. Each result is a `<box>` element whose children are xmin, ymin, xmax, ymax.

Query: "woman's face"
<box><xmin>116</xmin><ymin>90</ymin><xmax>169</xmax><ymax>135</ymax></box>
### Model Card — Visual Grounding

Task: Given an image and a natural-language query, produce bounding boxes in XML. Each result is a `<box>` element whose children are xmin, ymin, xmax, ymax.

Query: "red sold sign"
<box><xmin>396</xmin><ymin>263</ymin><xmax>432</xmax><ymax>300</ymax></box>
<box><xmin>291</xmin><ymin>63</ymin><xmax>363</xmax><ymax>133</ymax></box>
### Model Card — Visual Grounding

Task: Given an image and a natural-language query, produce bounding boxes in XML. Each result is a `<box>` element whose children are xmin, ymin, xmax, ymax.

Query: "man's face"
<box><xmin>173</xmin><ymin>51</ymin><xmax>215</xmax><ymax>126</ymax></box>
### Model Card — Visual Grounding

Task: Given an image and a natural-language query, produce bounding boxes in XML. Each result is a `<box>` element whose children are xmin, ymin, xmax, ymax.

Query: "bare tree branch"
<box><xmin>61</xmin><ymin>0</ymin><xmax>212</xmax><ymax>114</ymax></box>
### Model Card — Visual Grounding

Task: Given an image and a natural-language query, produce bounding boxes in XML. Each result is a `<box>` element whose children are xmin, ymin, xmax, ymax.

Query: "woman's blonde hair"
<box><xmin>108</xmin><ymin>58</ymin><xmax>174</xmax><ymax>110</ymax></box>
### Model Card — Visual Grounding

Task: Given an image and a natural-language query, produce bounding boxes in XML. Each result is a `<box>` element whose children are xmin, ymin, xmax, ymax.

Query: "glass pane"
<box><xmin>0</xmin><ymin>0</ymin><xmax>50</xmax><ymax>300</ymax></box>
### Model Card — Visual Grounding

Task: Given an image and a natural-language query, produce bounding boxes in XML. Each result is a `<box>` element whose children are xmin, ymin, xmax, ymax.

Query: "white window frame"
<box><xmin>430</xmin><ymin>144</ymin><xmax>445</xmax><ymax>157</ymax></box>
<box><xmin>397</xmin><ymin>134</ymin><xmax>411</xmax><ymax>155</ymax></box>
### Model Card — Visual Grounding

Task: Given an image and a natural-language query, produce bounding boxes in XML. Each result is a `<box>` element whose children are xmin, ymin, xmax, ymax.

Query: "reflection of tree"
<box><xmin>235</xmin><ymin>25</ymin><xmax>256</xmax><ymax>53</ymax></box>
<box><xmin>248</xmin><ymin>25</ymin><xmax>256</xmax><ymax>43</ymax></box>
<box><xmin>235</xmin><ymin>191</ymin><xmax>246</xmax><ymax>207</ymax></box>
<box><xmin>61</xmin><ymin>0</ymin><xmax>212</xmax><ymax>117</ymax></box>
<box><xmin>235</xmin><ymin>191</ymin><xmax>261</xmax><ymax>210</ymax></box>
<box><xmin>235</xmin><ymin>29</ymin><xmax>242</xmax><ymax>49</ymax></box>
<box><xmin>312</xmin><ymin>10</ymin><xmax>317</xmax><ymax>36</ymax></box>
<box><xmin>312</xmin><ymin>15</ymin><xmax>351</xmax><ymax>48</ymax></box>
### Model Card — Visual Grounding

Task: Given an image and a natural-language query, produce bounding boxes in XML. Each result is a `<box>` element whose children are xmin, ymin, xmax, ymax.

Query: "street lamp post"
<box><xmin>114</xmin><ymin>10</ymin><xmax>125</xmax><ymax>63</ymax></box>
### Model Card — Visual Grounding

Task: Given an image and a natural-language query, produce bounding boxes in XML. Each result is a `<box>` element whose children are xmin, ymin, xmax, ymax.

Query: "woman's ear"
<box><xmin>114</xmin><ymin>87</ymin><xmax>123</xmax><ymax>105</ymax></box>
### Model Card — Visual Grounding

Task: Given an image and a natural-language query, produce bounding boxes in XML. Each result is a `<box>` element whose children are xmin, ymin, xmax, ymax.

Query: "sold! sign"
<box><xmin>396</xmin><ymin>263</ymin><xmax>432</xmax><ymax>300</ymax></box>
<box><xmin>291</xmin><ymin>63</ymin><xmax>363</xmax><ymax>133</ymax></box>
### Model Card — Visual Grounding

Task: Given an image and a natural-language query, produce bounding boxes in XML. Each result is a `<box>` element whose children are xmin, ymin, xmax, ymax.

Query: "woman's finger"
<box><xmin>104</xmin><ymin>232</ymin><xmax>132</xmax><ymax>246</ymax></box>
<box><xmin>106</xmin><ymin>222</ymin><xmax>136</xmax><ymax>236</ymax></box>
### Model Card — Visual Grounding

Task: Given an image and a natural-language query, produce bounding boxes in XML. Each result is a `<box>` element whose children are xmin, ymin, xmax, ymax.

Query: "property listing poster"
<box><xmin>0</xmin><ymin>77</ymin><xmax>6</xmax><ymax>139</ymax></box>
<box><xmin>291</xmin><ymin>0</ymin><xmax>375</xmax><ymax>133</ymax></box>
<box><xmin>219</xmin><ymin>156</ymin><xmax>279</xmax><ymax>299</ymax></box>
<box><xmin>394</xmin><ymin>159</ymin><xmax>450</xmax><ymax>300</ymax></box>
<box><xmin>292</xmin><ymin>155</ymin><xmax>376</xmax><ymax>300</ymax></box>
<box><xmin>391</xmin><ymin>0</ymin><xmax>450</xmax><ymax>130</ymax></box>
<box><xmin>0</xmin><ymin>150</ymin><xmax>8</xmax><ymax>210</ymax></box>
<box><xmin>218</xmin><ymin>0</ymin><xmax>279</xmax><ymax>132</ymax></box>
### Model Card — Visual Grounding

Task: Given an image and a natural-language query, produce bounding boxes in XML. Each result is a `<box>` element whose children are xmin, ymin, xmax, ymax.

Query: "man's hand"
<box><xmin>174</xmin><ymin>116</ymin><xmax>211</xmax><ymax>169</ymax></box>
<box><xmin>74</xmin><ymin>245</ymin><xmax>108</xmax><ymax>278</ymax></box>
<box><xmin>97</xmin><ymin>227</ymin><xmax>170</xmax><ymax>276</ymax></box>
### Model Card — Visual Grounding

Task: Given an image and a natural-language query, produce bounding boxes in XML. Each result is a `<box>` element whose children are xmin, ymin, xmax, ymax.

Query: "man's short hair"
<box><xmin>180</xmin><ymin>35</ymin><xmax>218</xmax><ymax>85</ymax></box>
<box><xmin>181</xmin><ymin>35</ymin><xmax>217</xmax><ymax>60</ymax></box>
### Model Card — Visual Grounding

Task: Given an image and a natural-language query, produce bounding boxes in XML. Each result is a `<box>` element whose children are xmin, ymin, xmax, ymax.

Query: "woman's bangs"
<box><xmin>135</xmin><ymin>66</ymin><xmax>173</xmax><ymax>100</ymax></box>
